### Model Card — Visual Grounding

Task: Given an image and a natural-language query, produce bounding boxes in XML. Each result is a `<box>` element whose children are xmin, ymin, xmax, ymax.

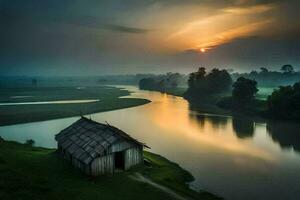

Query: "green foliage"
<box><xmin>260</xmin><ymin>67</ymin><xmax>269</xmax><ymax>73</ymax></box>
<box><xmin>25</xmin><ymin>139</ymin><xmax>35</xmax><ymax>147</ymax></box>
<box><xmin>185</xmin><ymin>67</ymin><xmax>232</xmax><ymax>99</ymax></box>
<box><xmin>139</xmin><ymin>73</ymin><xmax>186</xmax><ymax>92</ymax></box>
<box><xmin>137</xmin><ymin>152</ymin><xmax>221</xmax><ymax>200</ymax></box>
<box><xmin>232</xmin><ymin>77</ymin><xmax>258</xmax><ymax>101</ymax></box>
<box><xmin>217</xmin><ymin>96</ymin><xmax>266</xmax><ymax>115</ymax></box>
<box><xmin>280</xmin><ymin>64</ymin><xmax>294</xmax><ymax>74</ymax></box>
<box><xmin>231</xmin><ymin>65</ymin><xmax>300</xmax><ymax>87</ymax></box>
<box><xmin>267</xmin><ymin>81</ymin><xmax>300</xmax><ymax>120</ymax></box>
<box><xmin>139</xmin><ymin>78</ymin><xmax>160</xmax><ymax>90</ymax></box>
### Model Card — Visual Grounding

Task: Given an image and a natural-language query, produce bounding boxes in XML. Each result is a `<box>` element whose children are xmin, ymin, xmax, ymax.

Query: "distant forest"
<box><xmin>231</xmin><ymin>65</ymin><xmax>300</xmax><ymax>87</ymax></box>
<box><xmin>137</xmin><ymin>65</ymin><xmax>300</xmax><ymax>121</ymax></box>
<box><xmin>138</xmin><ymin>73</ymin><xmax>188</xmax><ymax>92</ymax></box>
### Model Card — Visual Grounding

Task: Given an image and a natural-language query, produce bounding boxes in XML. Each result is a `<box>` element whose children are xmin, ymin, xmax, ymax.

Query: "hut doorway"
<box><xmin>114</xmin><ymin>151</ymin><xmax>125</xmax><ymax>170</ymax></box>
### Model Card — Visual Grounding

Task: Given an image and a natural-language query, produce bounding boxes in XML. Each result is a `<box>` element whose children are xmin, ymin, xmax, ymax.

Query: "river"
<box><xmin>0</xmin><ymin>85</ymin><xmax>300</xmax><ymax>200</ymax></box>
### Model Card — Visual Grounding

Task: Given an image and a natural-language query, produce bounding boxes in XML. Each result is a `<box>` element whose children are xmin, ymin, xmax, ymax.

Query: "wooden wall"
<box><xmin>124</xmin><ymin>146</ymin><xmax>143</xmax><ymax>170</ymax></box>
<box><xmin>58</xmin><ymin>144</ymin><xmax>91</xmax><ymax>175</ymax></box>
<box><xmin>58</xmin><ymin>140</ymin><xmax>143</xmax><ymax>176</ymax></box>
<box><xmin>90</xmin><ymin>154</ymin><xmax>114</xmax><ymax>176</ymax></box>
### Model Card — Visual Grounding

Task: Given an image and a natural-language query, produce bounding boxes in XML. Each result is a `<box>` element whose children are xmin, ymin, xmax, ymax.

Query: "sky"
<box><xmin>0</xmin><ymin>0</ymin><xmax>300</xmax><ymax>75</ymax></box>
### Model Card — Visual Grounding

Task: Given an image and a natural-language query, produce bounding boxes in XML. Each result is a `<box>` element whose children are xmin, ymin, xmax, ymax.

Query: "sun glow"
<box><xmin>164</xmin><ymin>3</ymin><xmax>276</xmax><ymax>53</ymax></box>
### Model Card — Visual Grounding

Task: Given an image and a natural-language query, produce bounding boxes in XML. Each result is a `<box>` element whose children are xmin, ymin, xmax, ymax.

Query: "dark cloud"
<box><xmin>180</xmin><ymin>35</ymin><xmax>300</xmax><ymax>71</ymax></box>
<box><xmin>63</xmin><ymin>15</ymin><xmax>148</xmax><ymax>34</ymax></box>
<box><xmin>104</xmin><ymin>24</ymin><xmax>148</xmax><ymax>34</ymax></box>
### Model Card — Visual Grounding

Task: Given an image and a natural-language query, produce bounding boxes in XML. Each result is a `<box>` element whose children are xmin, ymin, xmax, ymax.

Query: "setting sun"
<box><xmin>0</xmin><ymin>1</ymin><xmax>299</xmax><ymax>200</ymax></box>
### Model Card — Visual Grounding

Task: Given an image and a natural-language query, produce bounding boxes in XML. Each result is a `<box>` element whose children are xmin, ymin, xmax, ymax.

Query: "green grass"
<box><xmin>0</xmin><ymin>140</ymin><xmax>221</xmax><ymax>200</ymax></box>
<box><xmin>139</xmin><ymin>152</ymin><xmax>220</xmax><ymax>200</ymax></box>
<box><xmin>0</xmin><ymin>86</ymin><xmax>150</xmax><ymax>126</ymax></box>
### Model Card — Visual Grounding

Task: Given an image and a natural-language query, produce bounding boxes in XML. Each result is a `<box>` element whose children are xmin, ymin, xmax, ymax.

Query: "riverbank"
<box><xmin>0</xmin><ymin>86</ymin><xmax>150</xmax><ymax>126</ymax></box>
<box><xmin>148</xmin><ymin>87</ymin><xmax>232</xmax><ymax>116</ymax></box>
<box><xmin>0</xmin><ymin>139</ymin><xmax>221</xmax><ymax>200</ymax></box>
<box><xmin>149</xmin><ymin>87</ymin><xmax>270</xmax><ymax>121</ymax></box>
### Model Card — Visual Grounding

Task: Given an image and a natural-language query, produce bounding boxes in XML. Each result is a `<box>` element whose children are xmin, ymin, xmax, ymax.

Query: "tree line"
<box><xmin>232</xmin><ymin>64</ymin><xmax>300</xmax><ymax>87</ymax></box>
<box><xmin>185</xmin><ymin>66</ymin><xmax>300</xmax><ymax>120</ymax></box>
<box><xmin>139</xmin><ymin>73</ymin><xmax>187</xmax><ymax>92</ymax></box>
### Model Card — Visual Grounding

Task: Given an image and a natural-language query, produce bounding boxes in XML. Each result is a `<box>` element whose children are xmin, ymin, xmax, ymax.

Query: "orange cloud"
<box><xmin>164</xmin><ymin>3</ymin><xmax>276</xmax><ymax>52</ymax></box>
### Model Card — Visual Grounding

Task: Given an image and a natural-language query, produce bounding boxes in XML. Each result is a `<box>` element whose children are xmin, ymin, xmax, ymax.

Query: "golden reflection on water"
<box><xmin>145</xmin><ymin>91</ymin><xmax>275</xmax><ymax>162</ymax></box>
<box><xmin>111</xmin><ymin>86</ymin><xmax>300</xmax><ymax>200</ymax></box>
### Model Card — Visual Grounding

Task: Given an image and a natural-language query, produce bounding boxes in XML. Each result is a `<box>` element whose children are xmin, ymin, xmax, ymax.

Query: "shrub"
<box><xmin>232</xmin><ymin>77</ymin><xmax>258</xmax><ymax>101</ymax></box>
<box><xmin>25</xmin><ymin>139</ymin><xmax>35</xmax><ymax>147</ymax></box>
<box><xmin>267</xmin><ymin>81</ymin><xmax>300</xmax><ymax>120</ymax></box>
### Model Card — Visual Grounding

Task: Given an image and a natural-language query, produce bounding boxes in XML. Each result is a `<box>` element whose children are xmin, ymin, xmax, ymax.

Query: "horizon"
<box><xmin>0</xmin><ymin>65</ymin><xmax>298</xmax><ymax>77</ymax></box>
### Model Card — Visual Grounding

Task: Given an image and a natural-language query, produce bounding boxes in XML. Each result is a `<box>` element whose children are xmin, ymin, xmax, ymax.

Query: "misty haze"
<box><xmin>1</xmin><ymin>1</ymin><xmax>300</xmax><ymax>200</ymax></box>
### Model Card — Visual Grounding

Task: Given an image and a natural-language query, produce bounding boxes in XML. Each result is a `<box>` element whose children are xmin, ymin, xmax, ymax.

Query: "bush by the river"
<box><xmin>217</xmin><ymin>77</ymin><xmax>265</xmax><ymax>114</ymax></box>
<box><xmin>25</xmin><ymin>139</ymin><xmax>35</xmax><ymax>147</ymax></box>
<box><xmin>267</xmin><ymin>82</ymin><xmax>300</xmax><ymax>120</ymax></box>
<box><xmin>184</xmin><ymin>67</ymin><xmax>232</xmax><ymax>100</ymax></box>
<box><xmin>232</xmin><ymin>77</ymin><xmax>258</xmax><ymax>101</ymax></box>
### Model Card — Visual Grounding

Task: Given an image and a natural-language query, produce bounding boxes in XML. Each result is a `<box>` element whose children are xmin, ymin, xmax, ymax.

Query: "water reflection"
<box><xmin>267</xmin><ymin>122</ymin><xmax>300</xmax><ymax>152</ymax></box>
<box><xmin>232</xmin><ymin>116</ymin><xmax>255</xmax><ymax>139</ymax></box>
<box><xmin>0</xmin><ymin>86</ymin><xmax>300</xmax><ymax>200</ymax></box>
<box><xmin>189</xmin><ymin>113</ymin><xmax>228</xmax><ymax>130</ymax></box>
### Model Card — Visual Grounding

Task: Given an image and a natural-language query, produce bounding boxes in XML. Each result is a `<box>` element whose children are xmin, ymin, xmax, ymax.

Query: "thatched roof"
<box><xmin>55</xmin><ymin>117</ymin><xmax>148</xmax><ymax>165</ymax></box>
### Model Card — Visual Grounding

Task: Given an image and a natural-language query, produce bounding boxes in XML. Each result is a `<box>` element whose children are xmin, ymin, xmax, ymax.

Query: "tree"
<box><xmin>139</xmin><ymin>78</ymin><xmax>157</xmax><ymax>90</ymax></box>
<box><xmin>139</xmin><ymin>73</ymin><xmax>185</xmax><ymax>91</ymax></box>
<box><xmin>25</xmin><ymin>139</ymin><xmax>35</xmax><ymax>147</ymax></box>
<box><xmin>206</xmin><ymin>68</ymin><xmax>232</xmax><ymax>93</ymax></box>
<box><xmin>260</xmin><ymin>67</ymin><xmax>269</xmax><ymax>73</ymax></box>
<box><xmin>197</xmin><ymin>67</ymin><xmax>206</xmax><ymax>78</ymax></box>
<box><xmin>267</xmin><ymin>81</ymin><xmax>300</xmax><ymax>119</ymax></box>
<box><xmin>232</xmin><ymin>77</ymin><xmax>258</xmax><ymax>101</ymax></box>
<box><xmin>185</xmin><ymin>67</ymin><xmax>233</xmax><ymax>99</ymax></box>
<box><xmin>281</xmin><ymin>64</ymin><xmax>294</xmax><ymax>73</ymax></box>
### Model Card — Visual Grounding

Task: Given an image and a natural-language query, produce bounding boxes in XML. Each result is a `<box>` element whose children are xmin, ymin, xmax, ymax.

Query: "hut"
<box><xmin>55</xmin><ymin>117</ymin><xmax>149</xmax><ymax>176</ymax></box>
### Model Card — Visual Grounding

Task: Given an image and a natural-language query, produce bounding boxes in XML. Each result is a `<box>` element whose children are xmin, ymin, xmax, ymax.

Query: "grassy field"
<box><xmin>0</xmin><ymin>86</ymin><xmax>150</xmax><ymax>126</ymax></box>
<box><xmin>0</xmin><ymin>140</ymin><xmax>220</xmax><ymax>200</ymax></box>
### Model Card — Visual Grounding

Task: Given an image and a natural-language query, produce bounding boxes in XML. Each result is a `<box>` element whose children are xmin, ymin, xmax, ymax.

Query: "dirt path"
<box><xmin>129</xmin><ymin>172</ymin><xmax>190</xmax><ymax>200</ymax></box>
